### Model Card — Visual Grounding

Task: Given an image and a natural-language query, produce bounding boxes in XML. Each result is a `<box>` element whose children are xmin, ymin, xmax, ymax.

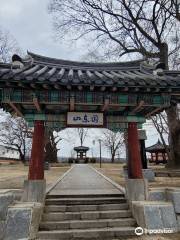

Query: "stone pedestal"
<box><xmin>21</xmin><ymin>180</ymin><xmax>46</xmax><ymax>203</ymax></box>
<box><xmin>125</xmin><ymin>178</ymin><xmax>148</xmax><ymax>201</ymax></box>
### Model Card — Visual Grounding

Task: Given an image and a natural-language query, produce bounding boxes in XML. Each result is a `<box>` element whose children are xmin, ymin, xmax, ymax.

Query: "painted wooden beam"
<box><xmin>101</xmin><ymin>98</ymin><xmax>109</xmax><ymax>112</ymax></box>
<box><xmin>43</xmin><ymin>84</ymin><xmax>50</xmax><ymax>89</ymax></box>
<box><xmin>30</xmin><ymin>83</ymin><xmax>36</xmax><ymax>88</ymax></box>
<box><xmin>145</xmin><ymin>107</ymin><xmax>163</xmax><ymax>118</ymax></box>
<box><xmin>78</xmin><ymin>85</ymin><xmax>83</xmax><ymax>91</ymax></box>
<box><xmin>8</xmin><ymin>101</ymin><xmax>23</xmax><ymax>117</ymax></box>
<box><xmin>70</xmin><ymin>97</ymin><xmax>75</xmax><ymax>111</ymax></box>
<box><xmin>33</xmin><ymin>97</ymin><xmax>41</xmax><ymax>112</ymax></box>
<box><xmin>111</xmin><ymin>87</ymin><xmax>117</xmax><ymax>92</ymax></box>
<box><xmin>5</xmin><ymin>82</ymin><xmax>12</xmax><ymax>87</ymax></box>
<box><xmin>123</xmin><ymin>87</ymin><xmax>129</xmax><ymax>92</ymax></box>
<box><xmin>54</xmin><ymin>84</ymin><xmax>61</xmax><ymax>89</ymax></box>
<box><xmin>154</xmin><ymin>88</ymin><xmax>160</xmax><ymax>92</ymax></box>
<box><xmin>131</xmin><ymin>100</ymin><xmax>144</xmax><ymax>114</ymax></box>
<box><xmin>18</xmin><ymin>82</ymin><xmax>25</xmax><ymax>88</ymax></box>
<box><xmin>90</xmin><ymin>85</ymin><xmax>94</xmax><ymax>91</ymax></box>
<box><xmin>100</xmin><ymin>86</ymin><xmax>106</xmax><ymax>91</ymax></box>
<box><xmin>134</xmin><ymin>87</ymin><xmax>139</xmax><ymax>92</ymax></box>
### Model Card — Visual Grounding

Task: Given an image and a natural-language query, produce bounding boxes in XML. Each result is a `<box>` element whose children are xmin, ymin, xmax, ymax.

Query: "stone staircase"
<box><xmin>37</xmin><ymin>193</ymin><xmax>137</xmax><ymax>239</ymax></box>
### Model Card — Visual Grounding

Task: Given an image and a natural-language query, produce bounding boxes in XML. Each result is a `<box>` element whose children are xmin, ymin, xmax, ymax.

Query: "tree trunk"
<box><xmin>44</xmin><ymin>131</ymin><xmax>58</xmax><ymax>163</ymax></box>
<box><xmin>111</xmin><ymin>152</ymin><xmax>115</xmax><ymax>163</ymax></box>
<box><xmin>159</xmin><ymin>42</ymin><xmax>169</xmax><ymax>69</ymax></box>
<box><xmin>19</xmin><ymin>150</ymin><xmax>25</xmax><ymax>163</ymax></box>
<box><xmin>166</xmin><ymin>106</ymin><xmax>180</xmax><ymax>168</ymax></box>
<box><xmin>44</xmin><ymin>142</ymin><xmax>58</xmax><ymax>163</ymax></box>
<box><xmin>159</xmin><ymin>43</ymin><xmax>180</xmax><ymax>168</ymax></box>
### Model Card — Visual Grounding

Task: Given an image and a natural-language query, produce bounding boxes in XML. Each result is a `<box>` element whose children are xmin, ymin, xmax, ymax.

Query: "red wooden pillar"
<box><xmin>28</xmin><ymin>120</ymin><xmax>45</xmax><ymax>180</ymax></box>
<box><xmin>127</xmin><ymin>122</ymin><xmax>143</xmax><ymax>178</ymax></box>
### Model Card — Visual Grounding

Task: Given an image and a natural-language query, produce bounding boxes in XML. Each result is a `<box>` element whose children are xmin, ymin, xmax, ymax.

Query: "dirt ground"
<box><xmin>92</xmin><ymin>163</ymin><xmax>180</xmax><ymax>189</ymax></box>
<box><xmin>0</xmin><ymin>162</ymin><xmax>70</xmax><ymax>190</ymax></box>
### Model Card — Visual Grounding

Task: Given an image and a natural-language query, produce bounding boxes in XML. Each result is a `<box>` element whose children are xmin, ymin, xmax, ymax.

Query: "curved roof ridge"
<box><xmin>27</xmin><ymin>51</ymin><xmax>143</xmax><ymax>68</ymax></box>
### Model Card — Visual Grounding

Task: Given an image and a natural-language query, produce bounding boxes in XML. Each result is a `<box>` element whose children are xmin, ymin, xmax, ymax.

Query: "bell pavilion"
<box><xmin>0</xmin><ymin>52</ymin><xmax>180</xmax><ymax>198</ymax></box>
<box><xmin>74</xmin><ymin>146</ymin><xmax>90</xmax><ymax>163</ymax></box>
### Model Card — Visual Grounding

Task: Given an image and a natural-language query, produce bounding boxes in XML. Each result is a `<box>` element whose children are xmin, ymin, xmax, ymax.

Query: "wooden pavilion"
<box><xmin>0</xmin><ymin>52</ymin><xmax>179</xmax><ymax>183</ymax></box>
<box><xmin>146</xmin><ymin>140</ymin><xmax>168</xmax><ymax>164</ymax></box>
<box><xmin>74</xmin><ymin>146</ymin><xmax>89</xmax><ymax>163</ymax></box>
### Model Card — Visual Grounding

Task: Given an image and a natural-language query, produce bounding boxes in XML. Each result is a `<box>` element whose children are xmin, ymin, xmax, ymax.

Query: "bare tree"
<box><xmin>48</xmin><ymin>0</ymin><xmax>179</xmax><ymax>65</ymax></box>
<box><xmin>160</xmin><ymin>0</ymin><xmax>180</xmax><ymax>21</ymax></box>
<box><xmin>77</xmin><ymin>128</ymin><xmax>88</xmax><ymax>146</ymax></box>
<box><xmin>49</xmin><ymin>0</ymin><xmax>180</xmax><ymax>167</ymax></box>
<box><xmin>44</xmin><ymin>130</ymin><xmax>62</xmax><ymax>163</ymax></box>
<box><xmin>102</xmin><ymin>130</ymin><xmax>124</xmax><ymax>163</ymax></box>
<box><xmin>0</xmin><ymin>115</ymin><xmax>32</xmax><ymax>163</ymax></box>
<box><xmin>0</xmin><ymin>27</ymin><xmax>22</xmax><ymax>63</ymax></box>
<box><xmin>150</xmin><ymin>112</ymin><xmax>171</xmax><ymax>161</ymax></box>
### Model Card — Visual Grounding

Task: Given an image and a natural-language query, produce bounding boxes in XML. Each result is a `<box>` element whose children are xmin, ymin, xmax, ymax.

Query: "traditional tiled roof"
<box><xmin>0</xmin><ymin>52</ymin><xmax>179</xmax><ymax>92</ymax></box>
<box><xmin>74</xmin><ymin>146</ymin><xmax>89</xmax><ymax>151</ymax></box>
<box><xmin>146</xmin><ymin>140</ymin><xmax>169</xmax><ymax>152</ymax></box>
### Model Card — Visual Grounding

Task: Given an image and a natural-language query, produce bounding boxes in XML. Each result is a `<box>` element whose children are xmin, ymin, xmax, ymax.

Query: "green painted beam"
<box><xmin>1</xmin><ymin>89</ymin><xmax>171</xmax><ymax>107</ymax></box>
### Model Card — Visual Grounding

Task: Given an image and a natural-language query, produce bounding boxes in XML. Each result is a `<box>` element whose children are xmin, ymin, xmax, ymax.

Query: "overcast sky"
<box><xmin>0</xmin><ymin>0</ymin><xmax>160</xmax><ymax>157</ymax></box>
<box><xmin>0</xmin><ymin>0</ymin><xmax>86</xmax><ymax>60</ymax></box>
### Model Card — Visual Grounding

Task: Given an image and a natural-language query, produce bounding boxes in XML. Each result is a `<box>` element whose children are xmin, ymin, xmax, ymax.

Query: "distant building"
<box><xmin>74</xmin><ymin>146</ymin><xmax>89</xmax><ymax>163</ymax></box>
<box><xmin>146</xmin><ymin>140</ymin><xmax>168</xmax><ymax>164</ymax></box>
<box><xmin>0</xmin><ymin>145</ymin><xmax>20</xmax><ymax>160</ymax></box>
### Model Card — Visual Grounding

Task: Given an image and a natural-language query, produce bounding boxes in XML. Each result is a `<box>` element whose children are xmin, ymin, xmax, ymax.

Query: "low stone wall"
<box><xmin>125</xmin><ymin>178</ymin><xmax>180</xmax><ymax>233</ymax></box>
<box><xmin>0</xmin><ymin>185</ymin><xmax>45</xmax><ymax>240</ymax></box>
<box><xmin>155</xmin><ymin>171</ymin><xmax>180</xmax><ymax>177</ymax></box>
<box><xmin>132</xmin><ymin>201</ymin><xmax>178</xmax><ymax>232</ymax></box>
<box><xmin>123</xmin><ymin>168</ymin><xmax>155</xmax><ymax>182</ymax></box>
<box><xmin>4</xmin><ymin>202</ymin><xmax>43</xmax><ymax>240</ymax></box>
<box><xmin>0</xmin><ymin>191</ymin><xmax>15</xmax><ymax>240</ymax></box>
<box><xmin>133</xmin><ymin>187</ymin><xmax>180</xmax><ymax>232</ymax></box>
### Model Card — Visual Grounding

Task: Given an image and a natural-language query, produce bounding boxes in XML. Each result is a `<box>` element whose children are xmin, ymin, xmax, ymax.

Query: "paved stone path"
<box><xmin>49</xmin><ymin>164</ymin><xmax>122</xmax><ymax>196</ymax></box>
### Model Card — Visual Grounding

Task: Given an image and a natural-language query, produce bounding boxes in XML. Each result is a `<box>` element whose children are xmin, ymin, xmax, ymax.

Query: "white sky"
<box><xmin>0</xmin><ymin>0</ymin><xmax>161</xmax><ymax>157</ymax></box>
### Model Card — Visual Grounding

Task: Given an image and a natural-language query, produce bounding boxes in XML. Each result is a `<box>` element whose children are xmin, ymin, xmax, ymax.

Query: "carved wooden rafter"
<box><xmin>101</xmin><ymin>99</ymin><xmax>110</xmax><ymax>112</ymax></box>
<box><xmin>33</xmin><ymin>97</ymin><xmax>41</xmax><ymax>112</ymax></box>
<box><xmin>70</xmin><ymin>96</ymin><xmax>75</xmax><ymax>111</ymax></box>
<box><xmin>8</xmin><ymin>101</ymin><xmax>23</xmax><ymax>117</ymax></box>
<box><xmin>145</xmin><ymin>107</ymin><xmax>163</xmax><ymax>118</ymax></box>
<box><xmin>131</xmin><ymin>100</ymin><xmax>145</xmax><ymax>114</ymax></box>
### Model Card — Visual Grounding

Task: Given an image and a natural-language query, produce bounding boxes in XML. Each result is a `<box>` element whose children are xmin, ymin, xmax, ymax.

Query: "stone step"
<box><xmin>37</xmin><ymin>227</ymin><xmax>136</xmax><ymax>239</ymax></box>
<box><xmin>42</xmin><ymin>210</ymin><xmax>132</xmax><ymax>221</ymax></box>
<box><xmin>39</xmin><ymin>218</ymin><xmax>136</xmax><ymax>230</ymax></box>
<box><xmin>45</xmin><ymin>197</ymin><xmax>126</xmax><ymax>205</ymax></box>
<box><xmin>45</xmin><ymin>203</ymin><xmax>129</xmax><ymax>213</ymax></box>
<box><xmin>46</xmin><ymin>193</ymin><xmax>124</xmax><ymax>199</ymax></box>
